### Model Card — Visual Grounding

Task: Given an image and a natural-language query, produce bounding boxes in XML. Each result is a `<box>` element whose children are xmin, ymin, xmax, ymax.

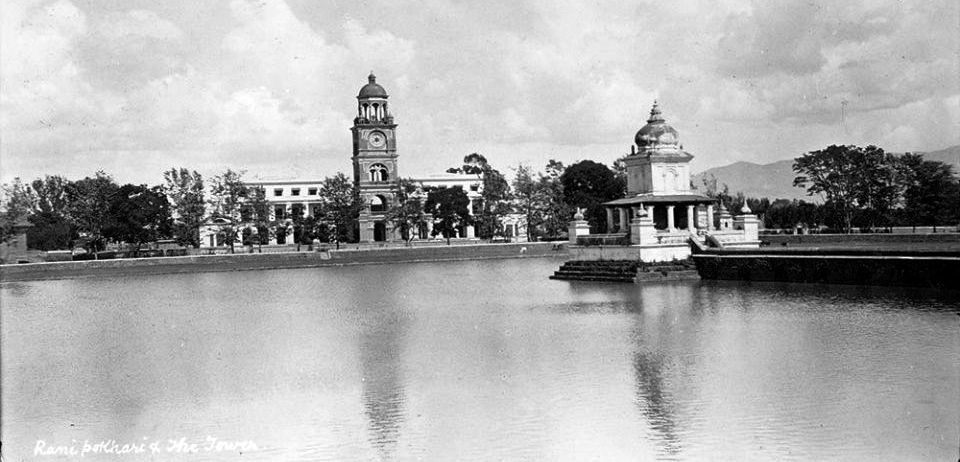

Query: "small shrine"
<box><xmin>567</xmin><ymin>101</ymin><xmax>760</xmax><ymax>263</ymax></box>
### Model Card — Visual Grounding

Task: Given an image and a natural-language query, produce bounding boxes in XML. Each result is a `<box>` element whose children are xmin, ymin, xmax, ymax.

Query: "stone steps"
<box><xmin>551</xmin><ymin>259</ymin><xmax>699</xmax><ymax>283</ymax></box>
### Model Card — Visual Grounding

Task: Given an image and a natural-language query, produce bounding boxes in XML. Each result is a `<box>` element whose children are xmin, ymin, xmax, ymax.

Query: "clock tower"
<box><xmin>352</xmin><ymin>73</ymin><xmax>400</xmax><ymax>242</ymax></box>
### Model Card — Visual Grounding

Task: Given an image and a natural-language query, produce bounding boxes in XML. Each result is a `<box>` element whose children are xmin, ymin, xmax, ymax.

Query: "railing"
<box><xmin>655</xmin><ymin>233</ymin><xmax>692</xmax><ymax>245</ymax></box>
<box><xmin>710</xmin><ymin>231</ymin><xmax>748</xmax><ymax>243</ymax></box>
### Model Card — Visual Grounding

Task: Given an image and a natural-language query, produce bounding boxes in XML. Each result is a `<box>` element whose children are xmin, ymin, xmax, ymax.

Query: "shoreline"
<box><xmin>0</xmin><ymin>242</ymin><xmax>568</xmax><ymax>283</ymax></box>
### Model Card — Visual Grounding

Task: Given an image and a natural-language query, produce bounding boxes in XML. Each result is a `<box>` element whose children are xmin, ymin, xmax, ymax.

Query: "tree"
<box><xmin>852</xmin><ymin>146</ymin><xmax>907</xmax><ymax>231</ymax></box>
<box><xmin>539</xmin><ymin>159</ymin><xmax>572</xmax><ymax>238</ymax></box>
<box><xmin>243</xmin><ymin>185</ymin><xmax>272</xmax><ymax>252</ymax></box>
<box><xmin>104</xmin><ymin>185</ymin><xmax>172</xmax><ymax>254</ymax></box>
<box><xmin>31</xmin><ymin>175</ymin><xmax>69</xmax><ymax>214</ymax></box>
<box><xmin>27</xmin><ymin>211</ymin><xmax>75</xmax><ymax>250</ymax></box>
<box><xmin>612</xmin><ymin>155</ymin><xmax>629</xmax><ymax>188</ymax></box>
<box><xmin>512</xmin><ymin>164</ymin><xmax>544</xmax><ymax>241</ymax></box>
<box><xmin>449</xmin><ymin>153</ymin><xmax>512</xmax><ymax>239</ymax></box>
<box><xmin>0</xmin><ymin>178</ymin><xmax>37</xmax><ymax>244</ymax></box>
<box><xmin>318</xmin><ymin>172</ymin><xmax>361</xmax><ymax>248</ymax></box>
<box><xmin>793</xmin><ymin>145</ymin><xmax>869</xmax><ymax>233</ymax></box>
<box><xmin>65</xmin><ymin>171</ymin><xmax>119</xmax><ymax>257</ymax></box>
<box><xmin>560</xmin><ymin>160</ymin><xmax>624</xmax><ymax>233</ymax></box>
<box><xmin>288</xmin><ymin>205</ymin><xmax>314</xmax><ymax>250</ymax></box>
<box><xmin>163</xmin><ymin>168</ymin><xmax>205</xmax><ymax>248</ymax></box>
<box><xmin>208</xmin><ymin>169</ymin><xmax>246</xmax><ymax>253</ymax></box>
<box><xmin>385</xmin><ymin>179</ymin><xmax>428</xmax><ymax>245</ymax></box>
<box><xmin>900</xmin><ymin>153</ymin><xmax>960</xmax><ymax>231</ymax></box>
<box><xmin>423</xmin><ymin>186</ymin><xmax>471</xmax><ymax>244</ymax></box>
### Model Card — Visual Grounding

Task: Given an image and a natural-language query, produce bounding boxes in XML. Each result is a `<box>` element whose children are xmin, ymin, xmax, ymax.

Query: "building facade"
<box><xmin>198</xmin><ymin>73</ymin><xmax>526</xmax><ymax>248</ymax></box>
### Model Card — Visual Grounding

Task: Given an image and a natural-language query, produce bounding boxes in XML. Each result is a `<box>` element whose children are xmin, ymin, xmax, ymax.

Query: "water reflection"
<box><xmin>356</xmin><ymin>288</ymin><xmax>411</xmax><ymax>459</ymax></box>
<box><xmin>632</xmin><ymin>349</ymin><xmax>681</xmax><ymax>456</ymax></box>
<box><xmin>627</xmin><ymin>283</ymin><xmax>701</xmax><ymax>458</ymax></box>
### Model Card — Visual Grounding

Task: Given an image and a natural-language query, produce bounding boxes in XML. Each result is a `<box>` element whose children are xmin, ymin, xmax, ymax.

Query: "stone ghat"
<box><xmin>692</xmin><ymin>250</ymin><xmax>960</xmax><ymax>289</ymax></box>
<box><xmin>550</xmin><ymin>259</ymin><xmax>700</xmax><ymax>283</ymax></box>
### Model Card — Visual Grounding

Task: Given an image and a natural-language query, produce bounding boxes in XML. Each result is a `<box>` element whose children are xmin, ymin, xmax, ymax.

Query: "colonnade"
<box><xmin>605</xmin><ymin>203</ymin><xmax>716</xmax><ymax>233</ymax></box>
<box><xmin>262</xmin><ymin>196</ymin><xmax>486</xmax><ymax>242</ymax></box>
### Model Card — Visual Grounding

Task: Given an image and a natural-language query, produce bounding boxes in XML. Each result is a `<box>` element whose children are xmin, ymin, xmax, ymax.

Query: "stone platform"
<box><xmin>550</xmin><ymin>259</ymin><xmax>699</xmax><ymax>283</ymax></box>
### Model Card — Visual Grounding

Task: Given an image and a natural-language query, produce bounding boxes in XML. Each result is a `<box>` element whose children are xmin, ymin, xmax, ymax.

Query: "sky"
<box><xmin>2</xmin><ymin>0</ymin><xmax>958</xmax><ymax>186</ymax></box>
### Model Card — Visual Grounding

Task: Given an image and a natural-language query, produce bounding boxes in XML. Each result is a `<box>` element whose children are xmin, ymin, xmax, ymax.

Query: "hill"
<box><xmin>693</xmin><ymin>145</ymin><xmax>960</xmax><ymax>201</ymax></box>
<box><xmin>919</xmin><ymin>145</ymin><xmax>960</xmax><ymax>171</ymax></box>
<box><xmin>692</xmin><ymin>159</ymin><xmax>810</xmax><ymax>201</ymax></box>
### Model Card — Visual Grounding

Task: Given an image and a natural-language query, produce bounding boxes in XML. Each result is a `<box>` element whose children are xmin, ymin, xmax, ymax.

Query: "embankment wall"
<box><xmin>761</xmin><ymin>233</ymin><xmax>960</xmax><ymax>246</ymax></box>
<box><xmin>0</xmin><ymin>242</ymin><xmax>567</xmax><ymax>282</ymax></box>
<box><xmin>693</xmin><ymin>252</ymin><xmax>960</xmax><ymax>289</ymax></box>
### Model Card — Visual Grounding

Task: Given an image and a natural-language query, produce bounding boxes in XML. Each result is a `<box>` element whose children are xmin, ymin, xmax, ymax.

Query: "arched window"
<box><xmin>370</xmin><ymin>195</ymin><xmax>387</xmax><ymax>213</ymax></box>
<box><xmin>369</xmin><ymin>163</ymin><xmax>389</xmax><ymax>182</ymax></box>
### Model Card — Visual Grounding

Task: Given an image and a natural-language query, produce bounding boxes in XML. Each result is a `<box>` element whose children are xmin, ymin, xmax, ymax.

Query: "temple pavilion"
<box><xmin>603</xmin><ymin>102</ymin><xmax>718</xmax><ymax>236</ymax></box>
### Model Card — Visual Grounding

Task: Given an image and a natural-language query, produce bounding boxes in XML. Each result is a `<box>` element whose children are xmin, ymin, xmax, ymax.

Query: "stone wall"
<box><xmin>0</xmin><ymin>242</ymin><xmax>568</xmax><ymax>283</ymax></box>
<box><xmin>569</xmin><ymin>244</ymin><xmax>691</xmax><ymax>262</ymax></box>
<box><xmin>761</xmin><ymin>233</ymin><xmax>960</xmax><ymax>246</ymax></box>
<box><xmin>693</xmin><ymin>252</ymin><xmax>960</xmax><ymax>289</ymax></box>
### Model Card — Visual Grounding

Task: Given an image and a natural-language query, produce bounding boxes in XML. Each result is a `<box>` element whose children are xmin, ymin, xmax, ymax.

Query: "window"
<box><xmin>470</xmin><ymin>184</ymin><xmax>480</xmax><ymax>192</ymax></box>
<box><xmin>291</xmin><ymin>188</ymin><xmax>300</xmax><ymax>196</ymax></box>
<box><xmin>368</xmin><ymin>163</ymin><xmax>389</xmax><ymax>182</ymax></box>
<box><xmin>274</xmin><ymin>206</ymin><xmax>285</xmax><ymax>220</ymax></box>
<box><xmin>273</xmin><ymin>188</ymin><xmax>283</xmax><ymax>197</ymax></box>
<box><xmin>308</xmin><ymin>188</ymin><xmax>317</xmax><ymax>196</ymax></box>
<box><xmin>370</xmin><ymin>195</ymin><xmax>387</xmax><ymax>212</ymax></box>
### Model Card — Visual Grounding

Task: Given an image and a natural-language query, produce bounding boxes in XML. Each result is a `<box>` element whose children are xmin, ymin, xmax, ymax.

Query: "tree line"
<box><xmin>0</xmin><ymin>154</ymin><xmax>631</xmax><ymax>255</ymax></box>
<box><xmin>5</xmin><ymin>143</ymin><xmax>950</xmax><ymax>255</ymax></box>
<box><xmin>704</xmin><ymin>145</ymin><xmax>960</xmax><ymax>233</ymax></box>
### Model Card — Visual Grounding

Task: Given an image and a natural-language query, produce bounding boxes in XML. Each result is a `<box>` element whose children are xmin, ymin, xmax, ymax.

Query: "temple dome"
<box><xmin>358</xmin><ymin>73</ymin><xmax>388</xmax><ymax>98</ymax></box>
<box><xmin>635</xmin><ymin>101</ymin><xmax>679</xmax><ymax>151</ymax></box>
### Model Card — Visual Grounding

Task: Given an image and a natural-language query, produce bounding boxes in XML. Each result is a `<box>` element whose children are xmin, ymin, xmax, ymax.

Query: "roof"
<box><xmin>604</xmin><ymin>193</ymin><xmax>715</xmax><ymax>206</ymax></box>
<box><xmin>358</xmin><ymin>73</ymin><xmax>388</xmax><ymax>98</ymax></box>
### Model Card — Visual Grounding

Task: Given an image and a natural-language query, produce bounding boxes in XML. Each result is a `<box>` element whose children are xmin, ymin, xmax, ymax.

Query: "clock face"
<box><xmin>368</xmin><ymin>132</ymin><xmax>386</xmax><ymax>148</ymax></box>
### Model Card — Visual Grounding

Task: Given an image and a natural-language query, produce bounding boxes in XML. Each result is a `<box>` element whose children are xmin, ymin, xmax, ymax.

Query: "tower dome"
<box><xmin>358</xmin><ymin>72</ymin><xmax>388</xmax><ymax>98</ymax></box>
<box><xmin>635</xmin><ymin>101</ymin><xmax>680</xmax><ymax>152</ymax></box>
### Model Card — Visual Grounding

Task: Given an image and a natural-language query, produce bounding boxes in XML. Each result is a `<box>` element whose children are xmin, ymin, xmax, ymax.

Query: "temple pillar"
<box><xmin>687</xmin><ymin>205</ymin><xmax>695</xmax><ymax>231</ymax></box>
<box><xmin>606</xmin><ymin>208</ymin><xmax>615</xmax><ymax>232</ymax></box>
<box><xmin>734</xmin><ymin>205</ymin><xmax>760</xmax><ymax>244</ymax></box>
<box><xmin>630</xmin><ymin>207</ymin><xmax>656</xmax><ymax>245</ymax></box>
<box><xmin>666</xmin><ymin>205</ymin><xmax>676</xmax><ymax>231</ymax></box>
<box><xmin>619</xmin><ymin>208</ymin><xmax>629</xmax><ymax>233</ymax></box>
<box><xmin>707</xmin><ymin>204</ymin><xmax>715</xmax><ymax>231</ymax></box>
<box><xmin>569</xmin><ymin>209</ymin><xmax>591</xmax><ymax>245</ymax></box>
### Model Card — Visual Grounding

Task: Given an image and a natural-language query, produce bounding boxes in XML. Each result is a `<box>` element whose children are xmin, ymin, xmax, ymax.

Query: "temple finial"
<box><xmin>647</xmin><ymin>100</ymin><xmax>664</xmax><ymax>123</ymax></box>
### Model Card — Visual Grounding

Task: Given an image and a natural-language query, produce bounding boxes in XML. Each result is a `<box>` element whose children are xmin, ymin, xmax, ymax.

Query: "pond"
<box><xmin>2</xmin><ymin>258</ymin><xmax>958</xmax><ymax>460</ymax></box>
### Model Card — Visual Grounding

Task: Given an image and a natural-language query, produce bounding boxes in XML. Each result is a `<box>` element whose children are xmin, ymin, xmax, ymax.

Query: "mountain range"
<box><xmin>691</xmin><ymin>145</ymin><xmax>960</xmax><ymax>201</ymax></box>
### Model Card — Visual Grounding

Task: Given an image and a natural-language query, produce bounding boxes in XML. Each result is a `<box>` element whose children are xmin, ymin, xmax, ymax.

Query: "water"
<box><xmin>2</xmin><ymin>258</ymin><xmax>958</xmax><ymax>461</ymax></box>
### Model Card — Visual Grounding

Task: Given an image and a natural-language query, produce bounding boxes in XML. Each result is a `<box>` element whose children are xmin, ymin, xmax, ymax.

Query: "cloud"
<box><xmin>97</xmin><ymin>10</ymin><xmax>183</xmax><ymax>40</ymax></box>
<box><xmin>1</xmin><ymin>0</ymin><xmax>957</xmax><ymax>187</ymax></box>
<box><xmin>713</xmin><ymin>0</ymin><xmax>959</xmax><ymax>124</ymax></box>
